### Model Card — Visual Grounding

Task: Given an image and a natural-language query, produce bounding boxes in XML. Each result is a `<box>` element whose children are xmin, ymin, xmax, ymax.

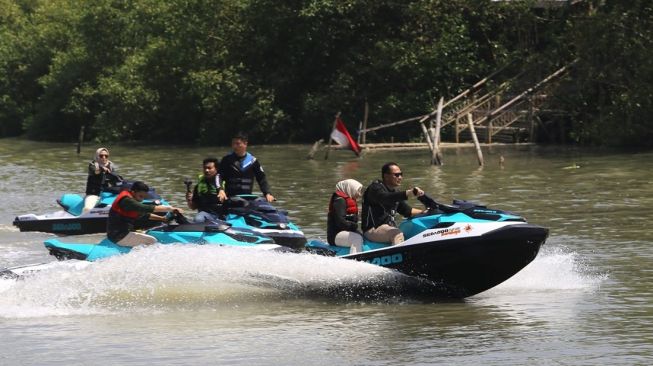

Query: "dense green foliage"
<box><xmin>0</xmin><ymin>0</ymin><xmax>650</xmax><ymax>147</ymax></box>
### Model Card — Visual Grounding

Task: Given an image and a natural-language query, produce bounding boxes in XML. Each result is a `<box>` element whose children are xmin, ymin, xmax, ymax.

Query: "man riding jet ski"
<box><xmin>306</xmin><ymin>195</ymin><xmax>548</xmax><ymax>298</ymax></box>
<box><xmin>183</xmin><ymin>153</ymin><xmax>306</xmax><ymax>251</ymax></box>
<box><xmin>1</xmin><ymin>214</ymin><xmax>282</xmax><ymax>279</ymax></box>
<box><xmin>41</xmin><ymin>181</ymin><xmax>280</xmax><ymax>262</ymax></box>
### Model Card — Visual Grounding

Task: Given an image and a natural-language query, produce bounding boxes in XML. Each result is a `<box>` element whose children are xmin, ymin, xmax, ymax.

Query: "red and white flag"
<box><xmin>330</xmin><ymin>117</ymin><xmax>361</xmax><ymax>156</ymax></box>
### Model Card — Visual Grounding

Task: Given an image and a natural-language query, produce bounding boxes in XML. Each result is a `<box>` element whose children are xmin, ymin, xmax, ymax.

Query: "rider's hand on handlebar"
<box><xmin>218</xmin><ymin>190</ymin><xmax>227</xmax><ymax>203</ymax></box>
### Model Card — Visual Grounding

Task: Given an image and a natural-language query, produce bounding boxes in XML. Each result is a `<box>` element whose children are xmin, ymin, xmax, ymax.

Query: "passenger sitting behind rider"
<box><xmin>185</xmin><ymin>157</ymin><xmax>227</xmax><ymax>222</ymax></box>
<box><xmin>327</xmin><ymin>179</ymin><xmax>364</xmax><ymax>254</ymax></box>
<box><xmin>107</xmin><ymin>181</ymin><xmax>183</xmax><ymax>247</ymax></box>
<box><xmin>84</xmin><ymin>147</ymin><xmax>116</xmax><ymax>213</ymax></box>
<box><xmin>362</xmin><ymin>162</ymin><xmax>425</xmax><ymax>245</ymax></box>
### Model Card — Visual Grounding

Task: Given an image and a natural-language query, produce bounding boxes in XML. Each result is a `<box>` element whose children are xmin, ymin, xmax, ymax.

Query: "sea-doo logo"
<box><xmin>52</xmin><ymin>223</ymin><xmax>82</xmax><ymax>231</ymax></box>
<box><xmin>366</xmin><ymin>253</ymin><xmax>403</xmax><ymax>266</ymax></box>
<box><xmin>422</xmin><ymin>227</ymin><xmax>461</xmax><ymax>238</ymax></box>
<box><xmin>474</xmin><ymin>209</ymin><xmax>498</xmax><ymax>214</ymax></box>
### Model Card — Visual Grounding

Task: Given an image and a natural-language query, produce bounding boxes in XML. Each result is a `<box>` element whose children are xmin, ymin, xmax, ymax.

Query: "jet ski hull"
<box><xmin>13</xmin><ymin>188</ymin><xmax>167</xmax><ymax>235</ymax></box>
<box><xmin>307</xmin><ymin>223</ymin><xmax>548</xmax><ymax>298</ymax></box>
<box><xmin>13</xmin><ymin>214</ymin><xmax>107</xmax><ymax>235</ymax></box>
<box><xmin>349</xmin><ymin>224</ymin><xmax>547</xmax><ymax>298</ymax></box>
<box><xmin>42</xmin><ymin>221</ymin><xmax>281</xmax><ymax>261</ymax></box>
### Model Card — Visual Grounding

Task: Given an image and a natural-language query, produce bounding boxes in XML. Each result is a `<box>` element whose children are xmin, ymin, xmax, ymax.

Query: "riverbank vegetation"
<box><xmin>0</xmin><ymin>0</ymin><xmax>650</xmax><ymax>147</ymax></box>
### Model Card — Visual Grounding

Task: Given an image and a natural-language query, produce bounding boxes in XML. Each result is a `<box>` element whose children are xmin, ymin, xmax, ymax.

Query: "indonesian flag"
<box><xmin>330</xmin><ymin>117</ymin><xmax>361</xmax><ymax>156</ymax></box>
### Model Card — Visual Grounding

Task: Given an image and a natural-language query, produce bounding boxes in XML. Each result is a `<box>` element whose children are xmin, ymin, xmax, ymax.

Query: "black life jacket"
<box><xmin>223</xmin><ymin>153</ymin><xmax>257</xmax><ymax>196</ymax></box>
<box><xmin>361</xmin><ymin>180</ymin><xmax>399</xmax><ymax>231</ymax></box>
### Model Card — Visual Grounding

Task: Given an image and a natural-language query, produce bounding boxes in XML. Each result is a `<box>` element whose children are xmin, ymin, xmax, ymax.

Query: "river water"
<box><xmin>0</xmin><ymin>138</ymin><xmax>651</xmax><ymax>365</ymax></box>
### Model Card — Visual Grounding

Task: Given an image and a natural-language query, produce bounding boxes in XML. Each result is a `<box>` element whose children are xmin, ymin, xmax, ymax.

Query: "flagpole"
<box><xmin>324</xmin><ymin>112</ymin><xmax>340</xmax><ymax>160</ymax></box>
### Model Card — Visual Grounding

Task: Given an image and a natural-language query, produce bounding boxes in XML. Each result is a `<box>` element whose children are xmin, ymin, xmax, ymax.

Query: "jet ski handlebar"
<box><xmin>417</xmin><ymin>194</ymin><xmax>463</xmax><ymax>214</ymax></box>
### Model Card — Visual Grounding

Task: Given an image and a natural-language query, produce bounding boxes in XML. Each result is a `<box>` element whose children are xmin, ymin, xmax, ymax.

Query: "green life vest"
<box><xmin>196</xmin><ymin>174</ymin><xmax>219</xmax><ymax>196</ymax></box>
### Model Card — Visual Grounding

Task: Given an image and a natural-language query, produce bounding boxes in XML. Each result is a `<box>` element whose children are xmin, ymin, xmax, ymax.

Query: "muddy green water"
<box><xmin>0</xmin><ymin>138</ymin><xmax>651</xmax><ymax>365</ymax></box>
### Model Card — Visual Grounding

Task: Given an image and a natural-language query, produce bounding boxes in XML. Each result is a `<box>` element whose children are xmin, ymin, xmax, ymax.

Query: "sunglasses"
<box><xmin>391</xmin><ymin>172</ymin><xmax>403</xmax><ymax>177</ymax></box>
<box><xmin>99</xmin><ymin>154</ymin><xmax>109</xmax><ymax>158</ymax></box>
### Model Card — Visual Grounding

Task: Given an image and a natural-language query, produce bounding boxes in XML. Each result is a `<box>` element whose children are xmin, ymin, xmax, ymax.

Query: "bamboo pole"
<box><xmin>473</xmin><ymin>63</ymin><xmax>572</xmax><ymax>127</ymax></box>
<box><xmin>431</xmin><ymin>97</ymin><xmax>444</xmax><ymax>165</ymax></box>
<box><xmin>487</xmin><ymin>120</ymin><xmax>493</xmax><ymax>144</ymax></box>
<box><xmin>362</xmin><ymin>100</ymin><xmax>369</xmax><ymax>144</ymax></box>
<box><xmin>324</xmin><ymin>112</ymin><xmax>340</xmax><ymax>160</ymax></box>
<box><xmin>357</xmin><ymin>121</ymin><xmax>362</xmax><ymax>145</ymax></box>
<box><xmin>307</xmin><ymin>139</ymin><xmax>323</xmax><ymax>159</ymax></box>
<box><xmin>467</xmin><ymin>113</ymin><xmax>484</xmax><ymax>166</ymax></box>
<box><xmin>419</xmin><ymin>121</ymin><xmax>434</xmax><ymax>152</ymax></box>
<box><xmin>528</xmin><ymin>96</ymin><xmax>535</xmax><ymax>142</ymax></box>
<box><xmin>77</xmin><ymin>125</ymin><xmax>85</xmax><ymax>154</ymax></box>
<box><xmin>360</xmin><ymin>115</ymin><xmax>423</xmax><ymax>133</ymax></box>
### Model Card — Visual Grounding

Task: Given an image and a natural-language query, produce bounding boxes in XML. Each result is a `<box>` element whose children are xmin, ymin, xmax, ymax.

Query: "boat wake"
<box><xmin>0</xmin><ymin>241</ymin><xmax>606</xmax><ymax>318</ymax></box>
<box><xmin>0</xmin><ymin>245</ymin><xmax>412</xmax><ymax>318</ymax></box>
<box><xmin>481</xmin><ymin>244</ymin><xmax>607</xmax><ymax>296</ymax></box>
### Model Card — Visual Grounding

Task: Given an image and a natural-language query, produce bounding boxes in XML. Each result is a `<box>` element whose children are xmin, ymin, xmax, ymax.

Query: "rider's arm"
<box><xmin>88</xmin><ymin>161</ymin><xmax>101</xmax><ymax>175</ymax></box>
<box><xmin>253</xmin><ymin>160</ymin><xmax>271</xmax><ymax>196</ymax></box>
<box><xmin>120</xmin><ymin>196</ymin><xmax>180</xmax><ymax>221</ymax></box>
<box><xmin>367</xmin><ymin>183</ymin><xmax>408</xmax><ymax>206</ymax></box>
<box><xmin>397</xmin><ymin>201</ymin><xmax>414</xmax><ymax>218</ymax></box>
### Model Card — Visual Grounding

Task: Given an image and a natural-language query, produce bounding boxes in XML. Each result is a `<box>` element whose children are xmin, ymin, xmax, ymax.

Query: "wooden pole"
<box><xmin>324</xmin><ymin>112</ymin><xmax>340</xmax><ymax>160</ymax></box>
<box><xmin>307</xmin><ymin>139</ymin><xmax>323</xmax><ymax>160</ymax></box>
<box><xmin>467</xmin><ymin>113</ymin><xmax>484</xmax><ymax>166</ymax></box>
<box><xmin>362</xmin><ymin>100</ymin><xmax>369</xmax><ymax>145</ymax></box>
<box><xmin>528</xmin><ymin>96</ymin><xmax>535</xmax><ymax>142</ymax></box>
<box><xmin>431</xmin><ymin>97</ymin><xmax>444</xmax><ymax>165</ymax></box>
<box><xmin>434</xmin><ymin>97</ymin><xmax>443</xmax><ymax>146</ymax></box>
<box><xmin>473</xmin><ymin>63</ymin><xmax>573</xmax><ymax>127</ymax></box>
<box><xmin>487</xmin><ymin>120</ymin><xmax>493</xmax><ymax>144</ymax></box>
<box><xmin>357</xmin><ymin>121</ymin><xmax>362</xmax><ymax>145</ymax></box>
<box><xmin>420</xmin><ymin>121</ymin><xmax>434</xmax><ymax>152</ymax></box>
<box><xmin>77</xmin><ymin>125</ymin><xmax>85</xmax><ymax>154</ymax></box>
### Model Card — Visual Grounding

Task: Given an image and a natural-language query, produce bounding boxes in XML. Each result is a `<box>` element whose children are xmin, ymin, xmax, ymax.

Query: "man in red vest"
<box><xmin>107</xmin><ymin>181</ymin><xmax>184</xmax><ymax>247</ymax></box>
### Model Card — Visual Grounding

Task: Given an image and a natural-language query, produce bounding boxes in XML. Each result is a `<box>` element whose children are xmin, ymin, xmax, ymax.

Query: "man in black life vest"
<box><xmin>361</xmin><ymin>162</ymin><xmax>425</xmax><ymax>245</ymax></box>
<box><xmin>185</xmin><ymin>157</ymin><xmax>227</xmax><ymax>222</ymax></box>
<box><xmin>219</xmin><ymin>132</ymin><xmax>275</xmax><ymax>203</ymax></box>
<box><xmin>107</xmin><ymin>181</ymin><xmax>184</xmax><ymax>247</ymax></box>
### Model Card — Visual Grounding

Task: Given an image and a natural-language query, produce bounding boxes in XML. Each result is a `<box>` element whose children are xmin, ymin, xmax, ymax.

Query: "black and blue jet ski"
<box><xmin>12</xmin><ymin>174</ymin><xmax>168</xmax><ymax>235</ymax></box>
<box><xmin>222</xmin><ymin>194</ymin><xmax>306</xmax><ymax>250</ymax></box>
<box><xmin>306</xmin><ymin>195</ymin><xmax>548</xmax><ymax>298</ymax></box>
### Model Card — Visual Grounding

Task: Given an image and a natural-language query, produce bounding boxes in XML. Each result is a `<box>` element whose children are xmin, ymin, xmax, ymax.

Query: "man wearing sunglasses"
<box><xmin>361</xmin><ymin>162</ymin><xmax>424</xmax><ymax>245</ymax></box>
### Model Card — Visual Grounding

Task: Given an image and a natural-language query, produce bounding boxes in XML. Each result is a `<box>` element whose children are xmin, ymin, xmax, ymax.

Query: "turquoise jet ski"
<box><xmin>43</xmin><ymin>214</ymin><xmax>282</xmax><ymax>262</ymax></box>
<box><xmin>306</xmin><ymin>196</ymin><xmax>549</xmax><ymax>298</ymax></box>
<box><xmin>13</xmin><ymin>174</ymin><xmax>168</xmax><ymax>235</ymax></box>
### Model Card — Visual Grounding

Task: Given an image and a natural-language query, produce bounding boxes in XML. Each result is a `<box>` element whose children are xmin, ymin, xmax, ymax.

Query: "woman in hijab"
<box><xmin>327</xmin><ymin>179</ymin><xmax>364</xmax><ymax>254</ymax></box>
<box><xmin>83</xmin><ymin>147</ymin><xmax>117</xmax><ymax>213</ymax></box>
